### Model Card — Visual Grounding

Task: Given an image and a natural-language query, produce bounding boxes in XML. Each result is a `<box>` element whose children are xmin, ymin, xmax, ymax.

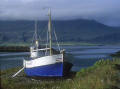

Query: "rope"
<box><xmin>12</xmin><ymin>66</ymin><xmax>25</xmax><ymax>78</ymax></box>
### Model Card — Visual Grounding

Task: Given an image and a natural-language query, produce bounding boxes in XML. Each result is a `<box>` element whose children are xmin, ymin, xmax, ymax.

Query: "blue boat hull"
<box><xmin>24</xmin><ymin>62</ymin><xmax>63</xmax><ymax>76</ymax></box>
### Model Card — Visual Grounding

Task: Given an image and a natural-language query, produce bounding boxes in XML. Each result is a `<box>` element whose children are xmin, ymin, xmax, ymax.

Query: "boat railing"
<box><xmin>31</xmin><ymin>48</ymin><xmax>50</xmax><ymax>52</ymax></box>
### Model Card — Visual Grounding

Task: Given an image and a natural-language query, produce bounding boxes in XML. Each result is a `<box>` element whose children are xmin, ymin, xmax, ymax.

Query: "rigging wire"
<box><xmin>53</xmin><ymin>27</ymin><xmax>61</xmax><ymax>51</ymax></box>
<box><xmin>31</xmin><ymin>21</ymin><xmax>48</xmax><ymax>47</ymax></box>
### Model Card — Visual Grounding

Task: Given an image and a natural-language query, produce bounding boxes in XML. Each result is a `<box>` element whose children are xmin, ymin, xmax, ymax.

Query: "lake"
<box><xmin>0</xmin><ymin>45</ymin><xmax>120</xmax><ymax>71</ymax></box>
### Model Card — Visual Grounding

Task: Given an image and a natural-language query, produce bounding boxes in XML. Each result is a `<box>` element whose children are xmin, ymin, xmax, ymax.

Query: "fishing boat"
<box><xmin>23</xmin><ymin>9</ymin><xmax>73</xmax><ymax>77</ymax></box>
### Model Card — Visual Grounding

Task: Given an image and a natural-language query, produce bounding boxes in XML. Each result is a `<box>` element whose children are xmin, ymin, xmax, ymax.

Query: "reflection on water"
<box><xmin>0</xmin><ymin>45</ymin><xmax>120</xmax><ymax>71</ymax></box>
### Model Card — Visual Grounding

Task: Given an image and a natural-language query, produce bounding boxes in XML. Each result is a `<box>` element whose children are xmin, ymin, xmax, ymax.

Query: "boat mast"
<box><xmin>35</xmin><ymin>20</ymin><xmax>39</xmax><ymax>49</ymax></box>
<box><xmin>48</xmin><ymin>9</ymin><xmax>52</xmax><ymax>55</ymax></box>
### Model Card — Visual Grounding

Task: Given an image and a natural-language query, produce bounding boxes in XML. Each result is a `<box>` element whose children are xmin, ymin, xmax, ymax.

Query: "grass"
<box><xmin>75</xmin><ymin>58</ymin><xmax>120</xmax><ymax>89</ymax></box>
<box><xmin>1</xmin><ymin>58</ymin><xmax>120</xmax><ymax>89</ymax></box>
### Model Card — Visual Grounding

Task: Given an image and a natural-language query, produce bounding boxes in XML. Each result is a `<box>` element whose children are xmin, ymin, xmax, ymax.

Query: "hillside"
<box><xmin>90</xmin><ymin>33</ymin><xmax>120</xmax><ymax>44</ymax></box>
<box><xmin>0</xmin><ymin>19</ymin><xmax>120</xmax><ymax>44</ymax></box>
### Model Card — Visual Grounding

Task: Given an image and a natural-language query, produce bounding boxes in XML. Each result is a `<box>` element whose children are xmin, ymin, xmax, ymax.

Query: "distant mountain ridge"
<box><xmin>0</xmin><ymin>19</ymin><xmax>120</xmax><ymax>44</ymax></box>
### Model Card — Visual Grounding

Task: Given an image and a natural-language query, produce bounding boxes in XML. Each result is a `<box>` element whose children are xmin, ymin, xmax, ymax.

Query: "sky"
<box><xmin>0</xmin><ymin>0</ymin><xmax>120</xmax><ymax>26</ymax></box>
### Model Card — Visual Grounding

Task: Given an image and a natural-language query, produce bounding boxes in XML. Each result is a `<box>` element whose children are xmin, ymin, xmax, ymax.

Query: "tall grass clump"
<box><xmin>75</xmin><ymin>58</ymin><xmax>120</xmax><ymax>89</ymax></box>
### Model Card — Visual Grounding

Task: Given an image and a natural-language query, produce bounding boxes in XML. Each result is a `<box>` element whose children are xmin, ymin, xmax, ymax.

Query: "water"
<box><xmin>0</xmin><ymin>45</ymin><xmax>120</xmax><ymax>71</ymax></box>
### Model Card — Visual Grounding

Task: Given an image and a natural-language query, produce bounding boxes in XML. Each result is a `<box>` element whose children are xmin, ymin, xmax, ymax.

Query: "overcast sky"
<box><xmin>0</xmin><ymin>0</ymin><xmax>120</xmax><ymax>26</ymax></box>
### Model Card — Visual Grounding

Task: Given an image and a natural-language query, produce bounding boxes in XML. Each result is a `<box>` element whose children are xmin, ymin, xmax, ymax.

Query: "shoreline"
<box><xmin>0</xmin><ymin>42</ymin><xmax>101</xmax><ymax>52</ymax></box>
<box><xmin>1</xmin><ymin>42</ymin><xmax>120</xmax><ymax>52</ymax></box>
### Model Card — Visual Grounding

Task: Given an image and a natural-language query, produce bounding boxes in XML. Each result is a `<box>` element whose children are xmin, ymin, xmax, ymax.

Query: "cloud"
<box><xmin>0</xmin><ymin>0</ymin><xmax>120</xmax><ymax>26</ymax></box>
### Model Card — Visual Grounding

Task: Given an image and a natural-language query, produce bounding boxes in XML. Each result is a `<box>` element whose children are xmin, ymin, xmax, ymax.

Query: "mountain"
<box><xmin>90</xmin><ymin>33</ymin><xmax>120</xmax><ymax>44</ymax></box>
<box><xmin>0</xmin><ymin>19</ymin><xmax>120</xmax><ymax>44</ymax></box>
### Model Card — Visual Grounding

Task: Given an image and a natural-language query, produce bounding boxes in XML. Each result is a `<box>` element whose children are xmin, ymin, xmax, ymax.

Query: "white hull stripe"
<box><xmin>24</xmin><ymin>54</ymin><xmax>63</xmax><ymax>68</ymax></box>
